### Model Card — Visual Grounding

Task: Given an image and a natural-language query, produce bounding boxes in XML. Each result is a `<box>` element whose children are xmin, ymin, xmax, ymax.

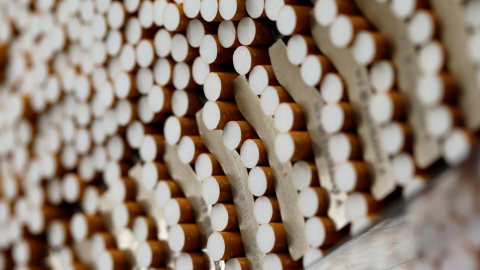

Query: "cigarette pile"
<box><xmin>0</xmin><ymin>0</ymin><xmax>479</xmax><ymax>269</ymax></box>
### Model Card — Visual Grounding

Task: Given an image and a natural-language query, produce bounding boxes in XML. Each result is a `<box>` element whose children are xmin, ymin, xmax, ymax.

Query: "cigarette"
<box><xmin>321</xmin><ymin>102</ymin><xmax>356</xmax><ymax>134</ymax></box>
<box><xmin>254</xmin><ymin>196</ymin><xmax>281</xmax><ymax>224</ymax></box>
<box><xmin>154</xmin><ymin>31</ymin><xmax>173</xmax><ymax>60</ymax></box>
<box><xmin>246</xmin><ymin>0</ymin><xmax>267</xmax><ymax>19</ymax></box>
<box><xmin>211</xmin><ymin>203</ymin><xmax>239</xmax><ymax>231</ymax></box>
<box><xmin>390</xmin><ymin>0</ymin><xmax>428</xmax><ymax>20</ymax></box>
<box><xmin>12</xmin><ymin>238</ymin><xmax>48</xmax><ymax>265</ymax></box>
<box><xmin>138</xmin><ymin>95</ymin><xmax>165</xmax><ymax>123</ymax></box>
<box><xmin>187</xmin><ymin>19</ymin><xmax>218</xmax><ymax>48</ymax></box>
<box><xmin>172</xmin><ymin>63</ymin><xmax>198</xmax><ymax>90</ymax></box>
<box><xmin>416</xmin><ymin>73</ymin><xmax>456</xmax><ymax>107</ymax></box>
<box><xmin>90</xmin><ymin>232</ymin><xmax>117</xmax><ymax>255</ymax></box>
<box><xmin>136</xmin><ymin>39</ymin><xmax>155</xmax><ymax>68</ymax></box>
<box><xmin>274</xmin><ymin>132</ymin><xmax>313</xmax><ymax>162</ymax></box>
<box><xmin>106</xmin><ymin>30</ymin><xmax>123</xmax><ymax>57</ymax></box>
<box><xmin>61</xmin><ymin>173</ymin><xmax>86</xmax><ymax>203</ymax></box>
<box><xmin>301</xmin><ymin>54</ymin><xmax>334</xmax><ymax>86</ymax></box>
<box><xmin>138</xmin><ymin>1</ymin><xmax>155</xmax><ymax>29</ymax></box>
<box><xmin>119</xmin><ymin>44</ymin><xmax>137</xmax><ymax>72</ymax></box>
<box><xmin>125</xmin><ymin>0</ymin><xmax>140</xmax><ymax>14</ymax></box>
<box><xmin>27</xmin><ymin>185</ymin><xmax>47</xmax><ymax>207</ymax></box>
<box><xmin>103</xmin><ymin>161</ymin><xmax>131</xmax><ymax>186</ymax></box>
<box><xmin>200</xmin><ymin>34</ymin><xmax>235</xmax><ymax>64</ymax></box>
<box><xmin>418</xmin><ymin>40</ymin><xmax>445</xmax><ymax>74</ymax></box>
<box><xmin>240</xmin><ymin>139</ymin><xmax>269</xmax><ymax>168</ymax></box>
<box><xmin>81</xmin><ymin>186</ymin><xmax>105</xmax><ymax>216</ymax></box>
<box><xmin>204</xmin><ymin>72</ymin><xmax>238</xmax><ymax>101</ymax></box>
<box><xmin>135</xmin><ymin>240</ymin><xmax>165</xmax><ymax>267</ymax></box>
<box><xmin>133</xmin><ymin>216</ymin><xmax>158</xmax><ymax>242</ymax></box>
<box><xmin>97</xmin><ymin>82</ymin><xmax>116</xmax><ymax>110</ymax></box>
<box><xmin>287</xmin><ymin>34</ymin><xmax>320</xmax><ymax>65</ymax></box>
<box><xmin>425</xmin><ymin>105</ymin><xmax>462</xmax><ymax>139</ymax></box>
<box><xmin>407</xmin><ymin>10</ymin><xmax>438</xmax><ymax>46</ymax></box>
<box><xmin>392</xmin><ymin>152</ymin><xmax>420</xmax><ymax>186</ymax></box>
<box><xmin>15</xmin><ymin>198</ymin><xmax>29</xmax><ymax>224</ymax></box>
<box><xmin>303</xmin><ymin>247</ymin><xmax>324</xmax><ymax>268</ymax></box>
<box><xmin>218</xmin><ymin>20</ymin><xmax>241</xmax><ymax>48</ymax></box>
<box><xmin>42</xmin><ymin>152</ymin><xmax>64</xmax><ymax>180</ymax></box>
<box><xmin>107</xmin><ymin>135</ymin><xmax>132</xmax><ymax>162</ymax></box>
<box><xmin>345</xmin><ymin>192</ymin><xmax>381</xmax><ymax>220</ymax></box>
<box><xmin>402</xmin><ymin>175</ymin><xmax>428</xmax><ymax>199</ymax></box>
<box><xmin>330</xmin><ymin>15</ymin><xmax>371</xmax><ymax>48</ymax></box>
<box><xmin>238</xmin><ymin>17</ymin><xmax>275</xmax><ymax>46</ymax></box>
<box><xmin>369</xmin><ymin>60</ymin><xmax>396</xmax><ymax>93</ymax></box>
<box><xmin>263</xmin><ymin>253</ymin><xmax>303</xmax><ymax>270</ymax></box>
<box><xmin>164</xmin><ymin>3</ymin><xmax>189</xmax><ymax>32</ymax></box>
<box><xmin>139</xmin><ymin>135</ymin><xmax>165</xmax><ymax>162</ymax></box>
<box><xmin>46</xmin><ymin>75</ymin><xmax>63</xmax><ymax>105</ymax></box>
<box><xmin>184</xmin><ymin>0</ymin><xmax>202</xmax><ymax>18</ymax></box>
<box><xmin>96</xmin><ymin>249</ymin><xmax>129</xmax><ymax>270</ymax></box>
<box><xmin>127</xmin><ymin>120</ymin><xmax>160</xmax><ymax>149</ymax></box>
<box><xmin>233</xmin><ymin>46</ymin><xmax>270</xmax><ymax>75</ymax></box>
<box><xmin>219</xmin><ymin>0</ymin><xmax>247</xmax><ymax>21</ymax></box>
<box><xmin>291</xmin><ymin>161</ymin><xmax>320</xmax><ymax>190</ymax></box>
<box><xmin>223</xmin><ymin>121</ymin><xmax>258</xmax><ymax>150</ymax></box>
<box><xmin>249</xmin><ymin>65</ymin><xmax>279</xmax><ymax>95</ymax></box>
<box><xmin>107</xmin><ymin>2</ymin><xmax>126</xmax><ymax>30</ymax></box>
<box><xmin>154</xmin><ymin>180</ymin><xmax>184</xmax><ymax>208</ymax></box>
<box><xmin>172</xmin><ymin>33</ymin><xmax>200</xmax><ymax>62</ymax></box>
<box><xmin>168</xmin><ymin>224</ymin><xmax>200</xmax><ymax>252</ymax></box>
<box><xmin>62</xmin><ymin>107</ymin><xmax>77</xmax><ymax>138</ymax></box>
<box><xmin>176</xmin><ymin>252</ymin><xmax>207</xmax><ymax>269</ymax></box>
<box><xmin>442</xmin><ymin>128</ymin><xmax>474</xmax><ymax>166</ymax></box>
<box><xmin>256</xmin><ymin>223</ymin><xmax>287</xmax><ymax>253</ymax></box>
<box><xmin>352</xmin><ymin>31</ymin><xmax>389</xmax><ymax>65</ymax></box>
<box><xmin>164</xmin><ymin>198</ymin><xmax>195</xmax><ymax>225</ymax></box>
<box><xmin>74</xmin><ymin>74</ymin><xmax>93</xmax><ymax>102</ymax></box>
<box><xmin>47</xmin><ymin>219</ymin><xmax>71</xmax><ymax>248</ymax></box>
<box><xmin>274</xmin><ymin>102</ymin><xmax>306</xmax><ymax>132</ymax></box>
<box><xmin>70</xmin><ymin>213</ymin><xmax>105</xmax><ymax>242</ymax></box>
<box><xmin>92</xmin><ymin>146</ymin><xmax>108</xmax><ymax>173</ymax></box>
<box><xmin>134</xmin><ymin>68</ymin><xmax>154</xmax><ymax>97</ymax></box>
<box><xmin>46</xmin><ymin>179</ymin><xmax>62</xmax><ymax>206</ymax></box>
<box><xmin>177</xmin><ymin>135</ymin><xmax>207</xmax><ymax>164</ymax></box>
<box><xmin>297</xmin><ymin>187</ymin><xmax>329</xmax><ymax>218</ymax></box>
<box><xmin>194</xmin><ymin>153</ymin><xmax>224</xmax><ymax>180</ymax></box>
<box><xmin>328</xmin><ymin>132</ymin><xmax>362</xmax><ymax>163</ymax></box>
<box><xmin>305</xmin><ymin>216</ymin><xmax>345</xmax><ymax>247</ymax></box>
<box><xmin>61</xmin><ymin>144</ymin><xmax>78</xmax><ymax>170</ymax></box>
<box><xmin>164</xmin><ymin>116</ymin><xmax>199</xmax><ymax>145</ymax></box>
<box><xmin>226</xmin><ymin>257</ymin><xmax>249</xmax><ymax>270</ymax></box>
<box><xmin>147</xmin><ymin>85</ymin><xmax>173</xmax><ymax>115</ymax></box>
<box><xmin>75</xmin><ymin>104</ymin><xmax>93</xmax><ymax>128</ymax></box>
<box><xmin>142</xmin><ymin>162</ymin><xmax>170</xmax><ymax>190</ymax></box>
<box><xmin>314</xmin><ymin>0</ymin><xmax>359</xmax><ymax>27</ymax></box>
<box><xmin>276</xmin><ymin>5</ymin><xmax>311</xmax><ymax>36</ymax></box>
<box><xmin>202</xmin><ymin>175</ymin><xmax>233</xmax><ymax>205</ymax></box>
<box><xmin>207</xmin><ymin>231</ymin><xmax>245</xmax><ymax>260</ymax></box>
<box><xmin>248</xmin><ymin>166</ymin><xmax>275</xmax><ymax>196</ymax></box>
<box><xmin>115</xmin><ymin>99</ymin><xmax>138</xmax><ymax>127</ymax></box>
<box><xmin>260</xmin><ymin>86</ymin><xmax>293</xmax><ymax>116</ymax></box>
<box><xmin>334</xmin><ymin>161</ymin><xmax>371</xmax><ymax>193</ymax></box>
<box><xmin>201</xmin><ymin>0</ymin><xmax>223</xmax><ymax>22</ymax></box>
<box><xmin>112</xmin><ymin>202</ymin><xmax>145</xmax><ymax>229</ymax></box>
<box><xmin>381</xmin><ymin>122</ymin><xmax>413</xmax><ymax>155</ymax></box>
<box><xmin>171</xmin><ymin>89</ymin><xmax>202</xmax><ymax>117</ymax></box>
<box><xmin>202</xmin><ymin>101</ymin><xmax>243</xmax><ymax>130</ymax></box>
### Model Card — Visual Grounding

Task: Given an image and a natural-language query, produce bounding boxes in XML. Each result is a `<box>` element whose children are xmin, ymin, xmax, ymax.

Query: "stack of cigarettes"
<box><xmin>0</xmin><ymin>0</ymin><xmax>480</xmax><ymax>269</ymax></box>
